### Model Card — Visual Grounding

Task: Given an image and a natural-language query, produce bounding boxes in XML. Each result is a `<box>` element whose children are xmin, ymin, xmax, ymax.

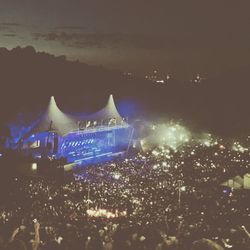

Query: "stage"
<box><xmin>18</xmin><ymin>123</ymin><xmax>133</xmax><ymax>165</ymax></box>
<box><xmin>60</xmin><ymin>124</ymin><xmax>133</xmax><ymax>164</ymax></box>
<box><xmin>8</xmin><ymin>95</ymin><xmax>134</xmax><ymax>166</ymax></box>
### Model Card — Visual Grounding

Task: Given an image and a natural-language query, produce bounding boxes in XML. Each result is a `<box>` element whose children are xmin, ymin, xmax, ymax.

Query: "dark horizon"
<box><xmin>1</xmin><ymin>1</ymin><xmax>250</xmax><ymax>78</ymax></box>
<box><xmin>0</xmin><ymin>46</ymin><xmax>249</xmax><ymax>138</ymax></box>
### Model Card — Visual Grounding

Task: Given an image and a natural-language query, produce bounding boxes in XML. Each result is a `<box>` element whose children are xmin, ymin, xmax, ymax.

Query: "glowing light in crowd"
<box><xmin>162</xmin><ymin>162</ymin><xmax>167</xmax><ymax>167</ymax></box>
<box><xmin>160</xmin><ymin>123</ymin><xmax>191</xmax><ymax>149</ymax></box>
<box><xmin>198</xmin><ymin>133</ymin><xmax>217</xmax><ymax>147</ymax></box>
<box><xmin>113</xmin><ymin>172</ymin><xmax>121</xmax><ymax>180</ymax></box>
<box><xmin>152</xmin><ymin>150</ymin><xmax>159</xmax><ymax>156</ymax></box>
<box><xmin>140</xmin><ymin>122</ymin><xmax>194</xmax><ymax>152</ymax></box>
<box><xmin>31</xmin><ymin>163</ymin><xmax>37</xmax><ymax>171</ymax></box>
<box><xmin>87</xmin><ymin>209</ymin><xmax>126</xmax><ymax>218</ymax></box>
<box><xmin>204</xmin><ymin>140</ymin><xmax>211</xmax><ymax>147</ymax></box>
<box><xmin>232</xmin><ymin>142</ymin><xmax>248</xmax><ymax>153</ymax></box>
<box><xmin>153</xmin><ymin>164</ymin><xmax>159</xmax><ymax>170</ymax></box>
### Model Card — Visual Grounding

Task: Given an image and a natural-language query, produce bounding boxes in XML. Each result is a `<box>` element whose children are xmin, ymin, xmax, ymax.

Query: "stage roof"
<box><xmin>12</xmin><ymin>94</ymin><xmax>125</xmax><ymax>140</ymax></box>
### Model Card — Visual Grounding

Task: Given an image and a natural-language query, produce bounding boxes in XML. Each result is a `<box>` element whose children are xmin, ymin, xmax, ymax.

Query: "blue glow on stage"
<box><xmin>5</xmin><ymin>95</ymin><xmax>135</xmax><ymax>166</ymax></box>
<box><xmin>60</xmin><ymin>125</ymin><xmax>133</xmax><ymax>164</ymax></box>
<box><xmin>12</xmin><ymin>124</ymin><xmax>133</xmax><ymax>165</ymax></box>
<box><xmin>117</xmin><ymin>100</ymin><xmax>144</xmax><ymax>118</ymax></box>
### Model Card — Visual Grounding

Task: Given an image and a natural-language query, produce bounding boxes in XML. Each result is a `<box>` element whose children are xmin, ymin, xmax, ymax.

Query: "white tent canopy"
<box><xmin>23</xmin><ymin>94</ymin><xmax>124</xmax><ymax>138</ymax></box>
<box><xmin>85</xmin><ymin>94</ymin><xmax>123</xmax><ymax>123</ymax></box>
<box><xmin>26</xmin><ymin>96</ymin><xmax>78</xmax><ymax>137</ymax></box>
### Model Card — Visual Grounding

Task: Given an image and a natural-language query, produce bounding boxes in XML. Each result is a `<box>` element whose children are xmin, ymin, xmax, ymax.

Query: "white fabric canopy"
<box><xmin>24</xmin><ymin>94</ymin><xmax>124</xmax><ymax>138</ymax></box>
<box><xmin>26</xmin><ymin>96</ymin><xmax>78</xmax><ymax>137</ymax></box>
<box><xmin>86</xmin><ymin>94</ymin><xmax>123</xmax><ymax>123</ymax></box>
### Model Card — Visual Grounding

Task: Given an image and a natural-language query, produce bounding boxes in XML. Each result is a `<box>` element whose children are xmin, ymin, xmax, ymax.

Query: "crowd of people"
<box><xmin>0</xmin><ymin>137</ymin><xmax>250</xmax><ymax>250</ymax></box>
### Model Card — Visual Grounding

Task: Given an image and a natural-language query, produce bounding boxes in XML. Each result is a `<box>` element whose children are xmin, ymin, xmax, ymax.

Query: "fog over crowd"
<box><xmin>0</xmin><ymin>125</ymin><xmax>249</xmax><ymax>250</ymax></box>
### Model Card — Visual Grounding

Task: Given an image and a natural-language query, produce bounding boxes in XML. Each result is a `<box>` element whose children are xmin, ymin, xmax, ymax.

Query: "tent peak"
<box><xmin>50</xmin><ymin>96</ymin><xmax>56</xmax><ymax>102</ymax></box>
<box><xmin>107</xmin><ymin>94</ymin><xmax>115</xmax><ymax>105</ymax></box>
<box><xmin>49</xmin><ymin>96</ymin><xmax>58</xmax><ymax>108</ymax></box>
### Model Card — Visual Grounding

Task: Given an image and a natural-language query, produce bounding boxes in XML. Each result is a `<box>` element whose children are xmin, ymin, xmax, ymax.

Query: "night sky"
<box><xmin>0</xmin><ymin>1</ymin><xmax>250</xmax><ymax>77</ymax></box>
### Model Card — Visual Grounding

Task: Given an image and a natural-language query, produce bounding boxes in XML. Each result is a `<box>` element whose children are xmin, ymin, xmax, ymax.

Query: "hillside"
<box><xmin>0</xmin><ymin>46</ymin><xmax>249</xmax><ymax>136</ymax></box>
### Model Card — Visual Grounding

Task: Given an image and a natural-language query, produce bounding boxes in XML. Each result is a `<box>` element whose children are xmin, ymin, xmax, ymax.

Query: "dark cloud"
<box><xmin>32</xmin><ymin>31</ymin><xmax>166</xmax><ymax>49</ymax></box>
<box><xmin>3</xmin><ymin>34</ymin><xmax>16</xmax><ymax>37</ymax></box>
<box><xmin>32</xmin><ymin>30</ymin><xmax>250</xmax><ymax>52</ymax></box>
<box><xmin>31</xmin><ymin>31</ymin><xmax>206</xmax><ymax>50</ymax></box>
<box><xmin>1</xmin><ymin>1</ymin><xmax>250</xmax><ymax>75</ymax></box>
<box><xmin>0</xmin><ymin>22</ymin><xmax>20</xmax><ymax>34</ymax></box>
<box><xmin>54</xmin><ymin>26</ymin><xmax>86</xmax><ymax>31</ymax></box>
<box><xmin>0</xmin><ymin>22</ymin><xmax>20</xmax><ymax>26</ymax></box>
